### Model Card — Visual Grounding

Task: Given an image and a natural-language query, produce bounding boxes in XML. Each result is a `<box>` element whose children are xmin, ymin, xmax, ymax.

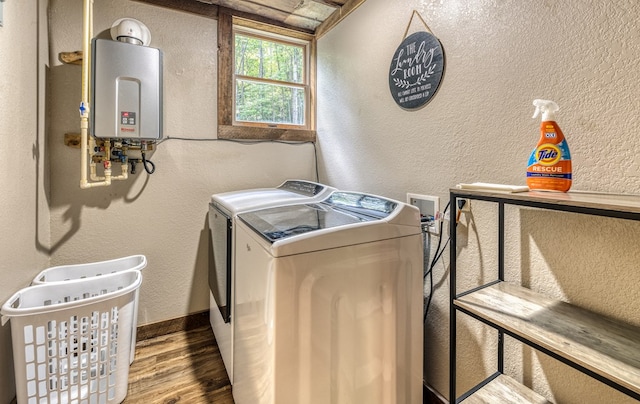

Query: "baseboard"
<box><xmin>136</xmin><ymin>310</ymin><xmax>210</xmax><ymax>340</ymax></box>
<box><xmin>424</xmin><ymin>383</ymin><xmax>448</xmax><ymax>404</ymax></box>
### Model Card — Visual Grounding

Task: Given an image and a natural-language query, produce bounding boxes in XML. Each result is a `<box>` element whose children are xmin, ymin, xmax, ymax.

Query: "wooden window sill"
<box><xmin>217</xmin><ymin>125</ymin><xmax>316</xmax><ymax>142</ymax></box>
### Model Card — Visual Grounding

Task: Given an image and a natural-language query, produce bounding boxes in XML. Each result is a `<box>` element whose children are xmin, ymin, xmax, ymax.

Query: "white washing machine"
<box><xmin>208</xmin><ymin>180</ymin><xmax>336</xmax><ymax>382</ymax></box>
<box><xmin>233</xmin><ymin>192</ymin><xmax>423</xmax><ymax>404</ymax></box>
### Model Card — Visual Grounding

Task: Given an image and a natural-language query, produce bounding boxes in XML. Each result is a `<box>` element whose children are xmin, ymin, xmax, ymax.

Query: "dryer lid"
<box><xmin>210</xmin><ymin>180</ymin><xmax>336</xmax><ymax>215</ymax></box>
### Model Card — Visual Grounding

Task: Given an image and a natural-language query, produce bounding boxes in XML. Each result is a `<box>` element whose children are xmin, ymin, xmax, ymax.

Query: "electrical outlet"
<box><xmin>458</xmin><ymin>198</ymin><xmax>471</xmax><ymax>212</ymax></box>
<box><xmin>407</xmin><ymin>193</ymin><xmax>440</xmax><ymax>235</ymax></box>
<box><xmin>451</xmin><ymin>198</ymin><xmax>471</xmax><ymax>223</ymax></box>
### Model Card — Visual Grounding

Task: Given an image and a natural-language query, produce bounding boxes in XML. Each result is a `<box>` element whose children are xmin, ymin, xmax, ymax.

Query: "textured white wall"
<box><xmin>318</xmin><ymin>0</ymin><xmax>640</xmax><ymax>402</ymax></box>
<box><xmin>47</xmin><ymin>0</ymin><xmax>317</xmax><ymax>326</ymax></box>
<box><xmin>6</xmin><ymin>0</ymin><xmax>640</xmax><ymax>401</ymax></box>
<box><xmin>0</xmin><ymin>1</ymin><xmax>50</xmax><ymax>401</ymax></box>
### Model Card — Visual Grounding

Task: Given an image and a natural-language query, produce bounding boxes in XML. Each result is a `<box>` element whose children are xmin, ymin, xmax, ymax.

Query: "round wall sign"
<box><xmin>388</xmin><ymin>31</ymin><xmax>445</xmax><ymax>110</ymax></box>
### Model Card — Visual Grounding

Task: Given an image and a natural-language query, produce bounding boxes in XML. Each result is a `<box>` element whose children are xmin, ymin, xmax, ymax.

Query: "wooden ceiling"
<box><xmin>134</xmin><ymin>0</ymin><xmax>366</xmax><ymax>37</ymax></box>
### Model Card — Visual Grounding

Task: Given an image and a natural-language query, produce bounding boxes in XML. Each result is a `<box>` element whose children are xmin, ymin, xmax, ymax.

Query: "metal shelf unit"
<box><xmin>449</xmin><ymin>189</ymin><xmax>640</xmax><ymax>403</ymax></box>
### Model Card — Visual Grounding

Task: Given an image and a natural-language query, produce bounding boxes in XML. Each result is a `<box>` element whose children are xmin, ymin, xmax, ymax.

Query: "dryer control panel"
<box><xmin>278</xmin><ymin>180</ymin><xmax>326</xmax><ymax>196</ymax></box>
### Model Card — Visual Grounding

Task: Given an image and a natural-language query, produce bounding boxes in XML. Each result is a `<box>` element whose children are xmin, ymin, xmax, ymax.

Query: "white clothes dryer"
<box><xmin>232</xmin><ymin>192</ymin><xmax>423</xmax><ymax>404</ymax></box>
<box><xmin>208</xmin><ymin>180</ymin><xmax>336</xmax><ymax>382</ymax></box>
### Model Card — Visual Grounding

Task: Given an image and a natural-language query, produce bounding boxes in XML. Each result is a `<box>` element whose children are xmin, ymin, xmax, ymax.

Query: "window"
<box><xmin>218</xmin><ymin>12</ymin><xmax>316</xmax><ymax>141</ymax></box>
<box><xmin>234</xmin><ymin>29</ymin><xmax>308</xmax><ymax>128</ymax></box>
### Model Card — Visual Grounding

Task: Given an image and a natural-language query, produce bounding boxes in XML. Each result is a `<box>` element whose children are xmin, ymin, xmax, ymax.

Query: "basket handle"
<box><xmin>1</xmin><ymin>292</ymin><xmax>21</xmax><ymax>326</ymax></box>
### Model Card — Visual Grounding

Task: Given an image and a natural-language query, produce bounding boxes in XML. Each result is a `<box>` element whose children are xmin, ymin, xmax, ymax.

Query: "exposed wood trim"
<box><xmin>217</xmin><ymin>10</ymin><xmax>233</xmax><ymax>127</ymax></box>
<box><xmin>223</xmin><ymin>5</ymin><xmax>315</xmax><ymax>35</ymax></box>
<box><xmin>314</xmin><ymin>0</ymin><xmax>367</xmax><ymax>39</ymax></box>
<box><xmin>233</xmin><ymin>15</ymin><xmax>314</xmax><ymax>41</ymax></box>
<box><xmin>64</xmin><ymin>133</ymin><xmax>82</xmax><ymax>148</ymax></box>
<box><xmin>133</xmin><ymin>0</ymin><xmax>367</xmax><ymax>37</ymax></box>
<box><xmin>133</xmin><ymin>0</ymin><xmax>219</xmax><ymax>18</ymax></box>
<box><xmin>218</xmin><ymin>9</ymin><xmax>316</xmax><ymax>142</ymax></box>
<box><xmin>59</xmin><ymin>51</ymin><xmax>83</xmax><ymax>65</ymax></box>
<box><xmin>218</xmin><ymin>125</ymin><xmax>317</xmax><ymax>142</ymax></box>
<box><xmin>226</xmin><ymin>1</ymin><xmax>320</xmax><ymax>30</ymax></box>
<box><xmin>309</xmin><ymin>0</ymin><xmax>342</xmax><ymax>8</ymax></box>
<box><xmin>309</xmin><ymin>37</ymin><xmax>317</xmax><ymax>132</ymax></box>
<box><xmin>133</xmin><ymin>0</ymin><xmax>314</xmax><ymax>34</ymax></box>
<box><xmin>136</xmin><ymin>310</ymin><xmax>210</xmax><ymax>341</ymax></box>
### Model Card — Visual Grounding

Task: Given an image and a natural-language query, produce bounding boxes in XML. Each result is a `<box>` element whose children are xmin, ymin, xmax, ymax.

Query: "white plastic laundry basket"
<box><xmin>2</xmin><ymin>270</ymin><xmax>142</xmax><ymax>404</ymax></box>
<box><xmin>31</xmin><ymin>255</ymin><xmax>146</xmax><ymax>283</ymax></box>
<box><xmin>32</xmin><ymin>255</ymin><xmax>147</xmax><ymax>364</ymax></box>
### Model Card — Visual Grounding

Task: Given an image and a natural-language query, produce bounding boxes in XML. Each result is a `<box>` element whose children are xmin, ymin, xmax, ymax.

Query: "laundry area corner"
<box><xmin>3</xmin><ymin>0</ymin><xmax>640</xmax><ymax>403</ymax></box>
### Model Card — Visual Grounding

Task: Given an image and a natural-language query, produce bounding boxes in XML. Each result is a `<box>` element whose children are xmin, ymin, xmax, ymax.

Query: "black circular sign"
<box><xmin>389</xmin><ymin>31</ymin><xmax>445</xmax><ymax>110</ymax></box>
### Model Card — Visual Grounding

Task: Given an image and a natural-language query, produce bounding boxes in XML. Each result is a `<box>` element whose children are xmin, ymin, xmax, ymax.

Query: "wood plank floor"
<box><xmin>9</xmin><ymin>313</ymin><xmax>442</xmax><ymax>403</ymax></box>
<box><xmin>122</xmin><ymin>321</ymin><xmax>443</xmax><ymax>404</ymax></box>
<box><xmin>123</xmin><ymin>325</ymin><xmax>234</xmax><ymax>403</ymax></box>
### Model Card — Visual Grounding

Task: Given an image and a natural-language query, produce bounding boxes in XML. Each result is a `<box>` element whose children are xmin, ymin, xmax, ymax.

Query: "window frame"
<box><xmin>233</xmin><ymin>27</ymin><xmax>310</xmax><ymax>130</ymax></box>
<box><xmin>218</xmin><ymin>11</ymin><xmax>317</xmax><ymax>141</ymax></box>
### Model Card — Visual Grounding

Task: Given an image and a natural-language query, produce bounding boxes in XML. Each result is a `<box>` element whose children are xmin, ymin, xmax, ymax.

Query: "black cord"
<box><xmin>424</xmin><ymin>202</ymin><xmax>451</xmax><ymax>322</ymax></box>
<box><xmin>141</xmin><ymin>152</ymin><xmax>155</xmax><ymax>174</ymax></box>
<box><xmin>311</xmin><ymin>141</ymin><xmax>320</xmax><ymax>183</ymax></box>
<box><xmin>422</xmin><ymin>227</ymin><xmax>433</xmax><ymax>323</ymax></box>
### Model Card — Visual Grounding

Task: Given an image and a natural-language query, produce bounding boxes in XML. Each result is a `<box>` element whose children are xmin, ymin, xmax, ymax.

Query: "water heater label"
<box><xmin>121</xmin><ymin>111</ymin><xmax>136</xmax><ymax>125</ymax></box>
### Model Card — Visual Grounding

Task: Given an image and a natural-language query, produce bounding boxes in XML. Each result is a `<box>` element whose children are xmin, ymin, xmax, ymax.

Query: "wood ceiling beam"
<box><xmin>307</xmin><ymin>0</ymin><xmax>342</xmax><ymax>8</ymax></box>
<box><xmin>314</xmin><ymin>0</ymin><xmax>366</xmax><ymax>39</ymax></box>
<box><xmin>134</xmin><ymin>0</ymin><xmax>220</xmax><ymax>18</ymax></box>
<box><xmin>133</xmin><ymin>0</ymin><xmax>314</xmax><ymax>34</ymax></box>
<box><xmin>222</xmin><ymin>5</ymin><xmax>315</xmax><ymax>34</ymax></box>
<box><xmin>133</xmin><ymin>0</ymin><xmax>367</xmax><ymax>38</ymax></box>
<box><xmin>228</xmin><ymin>0</ymin><xmax>320</xmax><ymax>28</ymax></box>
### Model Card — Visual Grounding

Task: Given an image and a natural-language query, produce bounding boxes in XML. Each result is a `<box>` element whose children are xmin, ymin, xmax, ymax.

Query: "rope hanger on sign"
<box><xmin>402</xmin><ymin>9</ymin><xmax>435</xmax><ymax>40</ymax></box>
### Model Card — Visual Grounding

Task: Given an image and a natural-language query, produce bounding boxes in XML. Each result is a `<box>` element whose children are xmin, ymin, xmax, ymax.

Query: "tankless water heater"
<box><xmin>91</xmin><ymin>38</ymin><xmax>163</xmax><ymax>140</ymax></box>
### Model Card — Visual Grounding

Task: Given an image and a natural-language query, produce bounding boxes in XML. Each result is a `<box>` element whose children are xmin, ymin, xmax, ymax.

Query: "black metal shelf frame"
<box><xmin>449</xmin><ymin>190</ymin><xmax>640</xmax><ymax>404</ymax></box>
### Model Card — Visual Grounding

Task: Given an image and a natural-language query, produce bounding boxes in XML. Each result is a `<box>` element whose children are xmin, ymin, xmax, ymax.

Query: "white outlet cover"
<box><xmin>406</xmin><ymin>193</ymin><xmax>440</xmax><ymax>235</ymax></box>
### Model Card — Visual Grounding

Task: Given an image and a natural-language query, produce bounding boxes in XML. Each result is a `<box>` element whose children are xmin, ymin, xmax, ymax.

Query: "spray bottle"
<box><xmin>526</xmin><ymin>99</ymin><xmax>572</xmax><ymax>192</ymax></box>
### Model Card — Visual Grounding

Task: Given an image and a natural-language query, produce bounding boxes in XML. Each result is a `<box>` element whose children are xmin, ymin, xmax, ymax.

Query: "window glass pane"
<box><xmin>235</xmin><ymin>79</ymin><xmax>305</xmax><ymax>126</ymax></box>
<box><xmin>235</xmin><ymin>34</ymin><xmax>304</xmax><ymax>84</ymax></box>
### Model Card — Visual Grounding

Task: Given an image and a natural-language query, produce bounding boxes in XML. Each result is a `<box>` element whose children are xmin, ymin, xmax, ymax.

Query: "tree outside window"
<box><xmin>234</xmin><ymin>29</ymin><xmax>309</xmax><ymax>129</ymax></box>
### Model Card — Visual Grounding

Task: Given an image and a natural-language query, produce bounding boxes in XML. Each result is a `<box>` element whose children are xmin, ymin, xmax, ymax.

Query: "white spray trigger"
<box><xmin>532</xmin><ymin>106</ymin><xmax>541</xmax><ymax>119</ymax></box>
<box><xmin>532</xmin><ymin>99</ymin><xmax>559</xmax><ymax>121</ymax></box>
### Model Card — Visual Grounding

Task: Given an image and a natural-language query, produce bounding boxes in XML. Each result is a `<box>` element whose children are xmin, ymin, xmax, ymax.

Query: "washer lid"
<box><xmin>238</xmin><ymin>192</ymin><xmax>421</xmax><ymax>256</ymax></box>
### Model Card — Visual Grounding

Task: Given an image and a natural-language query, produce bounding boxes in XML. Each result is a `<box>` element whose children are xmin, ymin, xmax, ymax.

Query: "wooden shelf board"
<box><xmin>451</xmin><ymin>188</ymin><xmax>640</xmax><ymax>216</ymax></box>
<box><xmin>455</xmin><ymin>282</ymin><xmax>640</xmax><ymax>395</ymax></box>
<box><xmin>59</xmin><ymin>51</ymin><xmax>83</xmax><ymax>65</ymax></box>
<box><xmin>461</xmin><ymin>374</ymin><xmax>550</xmax><ymax>404</ymax></box>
